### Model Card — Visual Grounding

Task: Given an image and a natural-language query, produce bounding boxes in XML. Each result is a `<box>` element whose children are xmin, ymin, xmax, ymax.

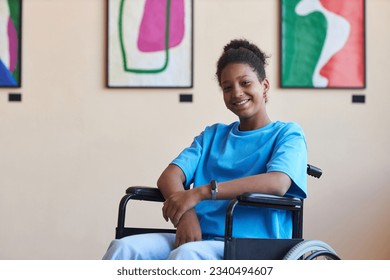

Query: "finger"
<box><xmin>164</xmin><ymin>203</ymin><xmax>174</xmax><ymax>222</ymax></box>
<box><xmin>172</xmin><ymin>209</ymin><xmax>184</xmax><ymax>227</ymax></box>
<box><xmin>174</xmin><ymin>237</ymin><xmax>182</xmax><ymax>248</ymax></box>
<box><xmin>162</xmin><ymin>203</ymin><xmax>169</xmax><ymax>221</ymax></box>
<box><xmin>163</xmin><ymin>201</ymin><xmax>176</xmax><ymax>222</ymax></box>
<box><xmin>175</xmin><ymin>235</ymin><xmax>191</xmax><ymax>248</ymax></box>
<box><xmin>164</xmin><ymin>202</ymin><xmax>180</xmax><ymax>225</ymax></box>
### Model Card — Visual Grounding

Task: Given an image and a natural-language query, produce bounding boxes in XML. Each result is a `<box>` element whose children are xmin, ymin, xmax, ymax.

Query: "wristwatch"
<box><xmin>210</xmin><ymin>180</ymin><xmax>218</xmax><ymax>200</ymax></box>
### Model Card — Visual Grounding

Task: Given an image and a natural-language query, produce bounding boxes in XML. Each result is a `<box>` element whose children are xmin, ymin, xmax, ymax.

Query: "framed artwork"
<box><xmin>280</xmin><ymin>0</ymin><xmax>366</xmax><ymax>89</ymax></box>
<box><xmin>106</xmin><ymin>0</ymin><xmax>193</xmax><ymax>88</ymax></box>
<box><xmin>0</xmin><ymin>0</ymin><xmax>22</xmax><ymax>88</ymax></box>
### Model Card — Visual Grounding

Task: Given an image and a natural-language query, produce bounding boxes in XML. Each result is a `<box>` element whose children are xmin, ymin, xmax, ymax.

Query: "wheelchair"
<box><xmin>114</xmin><ymin>164</ymin><xmax>341</xmax><ymax>260</ymax></box>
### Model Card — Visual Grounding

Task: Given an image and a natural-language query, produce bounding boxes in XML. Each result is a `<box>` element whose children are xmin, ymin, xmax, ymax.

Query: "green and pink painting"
<box><xmin>0</xmin><ymin>0</ymin><xmax>21</xmax><ymax>87</ymax></box>
<box><xmin>281</xmin><ymin>0</ymin><xmax>365</xmax><ymax>89</ymax></box>
<box><xmin>107</xmin><ymin>0</ymin><xmax>193</xmax><ymax>88</ymax></box>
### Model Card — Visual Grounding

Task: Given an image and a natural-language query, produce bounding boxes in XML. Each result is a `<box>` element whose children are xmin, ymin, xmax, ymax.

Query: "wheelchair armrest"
<box><xmin>116</xmin><ymin>187</ymin><xmax>168</xmax><ymax>239</ymax></box>
<box><xmin>225</xmin><ymin>192</ymin><xmax>304</xmax><ymax>239</ymax></box>
<box><xmin>237</xmin><ymin>192</ymin><xmax>302</xmax><ymax>209</ymax></box>
<box><xmin>125</xmin><ymin>186</ymin><xmax>165</xmax><ymax>202</ymax></box>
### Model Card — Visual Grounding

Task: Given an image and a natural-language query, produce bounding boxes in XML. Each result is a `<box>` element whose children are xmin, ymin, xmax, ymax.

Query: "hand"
<box><xmin>174</xmin><ymin>210</ymin><xmax>202</xmax><ymax>248</ymax></box>
<box><xmin>162</xmin><ymin>188</ymin><xmax>201</xmax><ymax>227</ymax></box>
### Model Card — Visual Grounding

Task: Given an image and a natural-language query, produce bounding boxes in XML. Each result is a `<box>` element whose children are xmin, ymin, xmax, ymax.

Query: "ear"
<box><xmin>262</xmin><ymin>78</ymin><xmax>270</xmax><ymax>102</ymax></box>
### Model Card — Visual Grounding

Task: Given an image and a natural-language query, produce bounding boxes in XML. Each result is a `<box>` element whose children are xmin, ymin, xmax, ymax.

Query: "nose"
<box><xmin>231</xmin><ymin>85</ymin><xmax>243</xmax><ymax>97</ymax></box>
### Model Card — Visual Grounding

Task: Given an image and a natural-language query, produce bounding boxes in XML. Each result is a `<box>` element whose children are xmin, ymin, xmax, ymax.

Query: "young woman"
<box><xmin>103</xmin><ymin>39</ymin><xmax>307</xmax><ymax>260</ymax></box>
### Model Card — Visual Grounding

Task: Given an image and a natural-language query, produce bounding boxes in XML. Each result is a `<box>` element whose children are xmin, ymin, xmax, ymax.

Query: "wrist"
<box><xmin>196</xmin><ymin>184</ymin><xmax>213</xmax><ymax>201</ymax></box>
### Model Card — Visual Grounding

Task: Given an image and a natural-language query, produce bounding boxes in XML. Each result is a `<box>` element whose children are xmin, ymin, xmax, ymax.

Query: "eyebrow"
<box><xmin>221</xmin><ymin>75</ymin><xmax>250</xmax><ymax>85</ymax></box>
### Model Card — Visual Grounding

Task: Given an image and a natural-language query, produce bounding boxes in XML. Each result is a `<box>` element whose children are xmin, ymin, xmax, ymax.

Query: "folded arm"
<box><xmin>157</xmin><ymin>164</ymin><xmax>202</xmax><ymax>247</ymax></box>
<box><xmin>158</xmin><ymin>164</ymin><xmax>291</xmax><ymax>227</ymax></box>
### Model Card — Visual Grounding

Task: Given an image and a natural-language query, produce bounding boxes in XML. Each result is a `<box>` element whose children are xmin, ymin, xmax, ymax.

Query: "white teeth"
<box><xmin>235</xmin><ymin>99</ymin><xmax>249</xmax><ymax>105</ymax></box>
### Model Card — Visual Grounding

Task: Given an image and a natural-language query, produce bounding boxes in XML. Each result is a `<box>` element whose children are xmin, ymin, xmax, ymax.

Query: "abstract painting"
<box><xmin>0</xmin><ymin>0</ymin><xmax>22</xmax><ymax>88</ymax></box>
<box><xmin>107</xmin><ymin>0</ymin><xmax>193</xmax><ymax>88</ymax></box>
<box><xmin>280</xmin><ymin>0</ymin><xmax>366</xmax><ymax>89</ymax></box>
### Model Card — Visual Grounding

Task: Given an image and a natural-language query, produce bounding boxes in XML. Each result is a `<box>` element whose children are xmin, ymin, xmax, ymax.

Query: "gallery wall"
<box><xmin>0</xmin><ymin>0</ymin><xmax>389</xmax><ymax>259</ymax></box>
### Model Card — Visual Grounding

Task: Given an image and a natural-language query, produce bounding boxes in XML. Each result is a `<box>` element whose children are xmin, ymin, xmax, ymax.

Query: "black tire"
<box><xmin>283</xmin><ymin>240</ymin><xmax>340</xmax><ymax>260</ymax></box>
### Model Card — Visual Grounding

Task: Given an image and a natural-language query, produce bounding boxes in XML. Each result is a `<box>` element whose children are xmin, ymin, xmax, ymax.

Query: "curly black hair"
<box><xmin>216</xmin><ymin>39</ymin><xmax>269</xmax><ymax>86</ymax></box>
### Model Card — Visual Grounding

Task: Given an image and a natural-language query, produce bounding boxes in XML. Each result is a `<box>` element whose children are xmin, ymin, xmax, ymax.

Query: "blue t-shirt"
<box><xmin>171</xmin><ymin>121</ymin><xmax>307</xmax><ymax>239</ymax></box>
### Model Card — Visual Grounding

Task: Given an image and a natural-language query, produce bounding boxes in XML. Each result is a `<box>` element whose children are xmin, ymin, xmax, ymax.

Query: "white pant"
<box><xmin>102</xmin><ymin>233</ymin><xmax>224</xmax><ymax>260</ymax></box>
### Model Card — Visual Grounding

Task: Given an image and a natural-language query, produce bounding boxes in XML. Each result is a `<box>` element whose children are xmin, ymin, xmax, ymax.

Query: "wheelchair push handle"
<box><xmin>307</xmin><ymin>164</ymin><xmax>322</xmax><ymax>178</ymax></box>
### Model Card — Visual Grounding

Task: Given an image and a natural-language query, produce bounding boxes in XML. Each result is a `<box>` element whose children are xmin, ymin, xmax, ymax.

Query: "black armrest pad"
<box><xmin>125</xmin><ymin>186</ymin><xmax>165</xmax><ymax>202</ymax></box>
<box><xmin>237</xmin><ymin>192</ymin><xmax>302</xmax><ymax>208</ymax></box>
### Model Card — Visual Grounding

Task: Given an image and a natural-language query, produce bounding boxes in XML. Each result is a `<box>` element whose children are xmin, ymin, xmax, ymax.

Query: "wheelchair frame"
<box><xmin>114</xmin><ymin>164</ymin><xmax>340</xmax><ymax>260</ymax></box>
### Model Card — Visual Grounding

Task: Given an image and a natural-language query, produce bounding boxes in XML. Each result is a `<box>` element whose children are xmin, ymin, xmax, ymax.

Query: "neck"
<box><xmin>239</xmin><ymin>115</ymin><xmax>272</xmax><ymax>131</ymax></box>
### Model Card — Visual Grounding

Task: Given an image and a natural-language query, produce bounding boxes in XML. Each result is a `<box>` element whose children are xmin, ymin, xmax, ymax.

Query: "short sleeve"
<box><xmin>171</xmin><ymin>132</ymin><xmax>204</xmax><ymax>189</ymax></box>
<box><xmin>267</xmin><ymin>123</ymin><xmax>308</xmax><ymax>198</ymax></box>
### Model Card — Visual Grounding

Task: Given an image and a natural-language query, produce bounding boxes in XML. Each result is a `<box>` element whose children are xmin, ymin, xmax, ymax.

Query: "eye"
<box><xmin>241</xmin><ymin>80</ymin><xmax>251</xmax><ymax>87</ymax></box>
<box><xmin>222</xmin><ymin>85</ymin><xmax>232</xmax><ymax>92</ymax></box>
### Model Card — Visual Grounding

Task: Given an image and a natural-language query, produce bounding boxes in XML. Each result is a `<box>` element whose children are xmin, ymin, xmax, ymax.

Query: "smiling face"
<box><xmin>220</xmin><ymin>63</ymin><xmax>270</xmax><ymax>131</ymax></box>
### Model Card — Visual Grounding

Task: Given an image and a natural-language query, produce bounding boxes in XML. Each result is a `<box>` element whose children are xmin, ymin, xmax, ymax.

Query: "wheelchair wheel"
<box><xmin>283</xmin><ymin>240</ymin><xmax>341</xmax><ymax>260</ymax></box>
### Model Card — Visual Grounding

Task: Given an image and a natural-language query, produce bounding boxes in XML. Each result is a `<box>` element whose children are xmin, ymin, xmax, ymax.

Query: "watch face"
<box><xmin>211</xmin><ymin>180</ymin><xmax>217</xmax><ymax>190</ymax></box>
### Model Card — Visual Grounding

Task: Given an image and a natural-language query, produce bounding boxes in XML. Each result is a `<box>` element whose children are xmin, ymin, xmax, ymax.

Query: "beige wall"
<box><xmin>1</xmin><ymin>0</ymin><xmax>389</xmax><ymax>260</ymax></box>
